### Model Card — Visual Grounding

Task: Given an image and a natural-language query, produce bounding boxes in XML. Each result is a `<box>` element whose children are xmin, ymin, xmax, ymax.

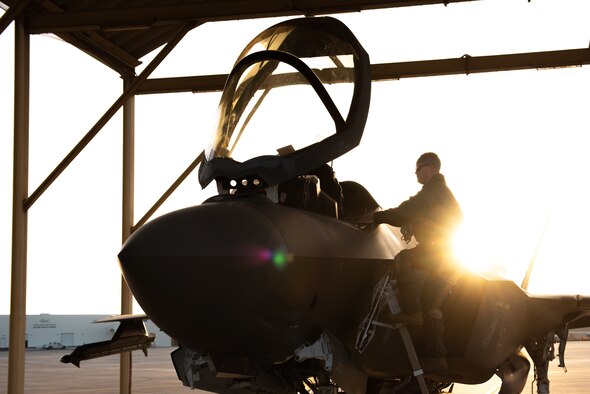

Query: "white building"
<box><xmin>0</xmin><ymin>314</ymin><xmax>172</xmax><ymax>349</ymax></box>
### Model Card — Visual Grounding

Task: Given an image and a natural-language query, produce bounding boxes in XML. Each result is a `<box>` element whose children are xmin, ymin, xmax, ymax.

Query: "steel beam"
<box><xmin>8</xmin><ymin>20</ymin><xmax>29</xmax><ymax>394</ymax></box>
<box><xmin>24</xmin><ymin>0</ymin><xmax>478</xmax><ymax>33</ymax></box>
<box><xmin>0</xmin><ymin>0</ymin><xmax>32</xmax><ymax>35</ymax></box>
<box><xmin>31</xmin><ymin>0</ymin><xmax>140</xmax><ymax>77</ymax></box>
<box><xmin>134</xmin><ymin>48</ymin><xmax>590</xmax><ymax>95</ymax></box>
<box><xmin>133</xmin><ymin>151</ymin><xmax>204</xmax><ymax>232</ymax></box>
<box><xmin>136</xmin><ymin>74</ymin><xmax>228</xmax><ymax>95</ymax></box>
<box><xmin>23</xmin><ymin>22</ymin><xmax>194</xmax><ymax>211</ymax></box>
<box><xmin>120</xmin><ymin>76</ymin><xmax>136</xmax><ymax>394</ymax></box>
<box><xmin>370</xmin><ymin>48</ymin><xmax>590</xmax><ymax>79</ymax></box>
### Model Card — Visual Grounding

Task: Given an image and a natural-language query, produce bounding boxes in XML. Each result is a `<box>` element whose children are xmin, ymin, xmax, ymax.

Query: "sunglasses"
<box><xmin>415</xmin><ymin>164</ymin><xmax>431</xmax><ymax>172</ymax></box>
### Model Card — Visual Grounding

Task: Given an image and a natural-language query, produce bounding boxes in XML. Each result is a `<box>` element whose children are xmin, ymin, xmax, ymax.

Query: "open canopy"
<box><xmin>198</xmin><ymin>16</ymin><xmax>371</xmax><ymax>191</ymax></box>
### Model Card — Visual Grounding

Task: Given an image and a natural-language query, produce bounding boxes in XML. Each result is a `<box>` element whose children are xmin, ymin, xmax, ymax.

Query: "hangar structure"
<box><xmin>1</xmin><ymin>1</ymin><xmax>590</xmax><ymax>393</ymax></box>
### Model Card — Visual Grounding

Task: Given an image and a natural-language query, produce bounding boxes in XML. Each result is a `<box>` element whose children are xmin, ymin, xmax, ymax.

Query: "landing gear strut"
<box><xmin>525</xmin><ymin>328</ymin><xmax>568</xmax><ymax>394</ymax></box>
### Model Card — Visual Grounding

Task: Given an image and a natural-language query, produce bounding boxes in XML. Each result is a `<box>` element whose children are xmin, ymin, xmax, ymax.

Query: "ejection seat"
<box><xmin>277</xmin><ymin>164</ymin><xmax>343</xmax><ymax>219</ymax></box>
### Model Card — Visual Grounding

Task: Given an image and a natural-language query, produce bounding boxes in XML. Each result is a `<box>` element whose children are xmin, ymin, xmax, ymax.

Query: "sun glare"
<box><xmin>453</xmin><ymin>201</ymin><xmax>590</xmax><ymax>296</ymax></box>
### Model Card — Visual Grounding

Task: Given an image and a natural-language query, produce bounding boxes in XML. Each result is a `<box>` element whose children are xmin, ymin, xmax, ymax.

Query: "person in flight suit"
<box><xmin>372</xmin><ymin>152</ymin><xmax>463</xmax><ymax>366</ymax></box>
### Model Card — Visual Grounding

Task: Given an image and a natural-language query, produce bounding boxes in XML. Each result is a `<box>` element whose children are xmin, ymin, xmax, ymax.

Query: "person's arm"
<box><xmin>373</xmin><ymin>207</ymin><xmax>406</xmax><ymax>226</ymax></box>
<box><xmin>373</xmin><ymin>190</ymin><xmax>427</xmax><ymax>227</ymax></box>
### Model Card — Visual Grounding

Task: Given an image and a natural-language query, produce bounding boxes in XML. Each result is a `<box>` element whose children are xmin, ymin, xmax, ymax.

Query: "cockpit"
<box><xmin>198</xmin><ymin>17</ymin><xmax>373</xmax><ymax>219</ymax></box>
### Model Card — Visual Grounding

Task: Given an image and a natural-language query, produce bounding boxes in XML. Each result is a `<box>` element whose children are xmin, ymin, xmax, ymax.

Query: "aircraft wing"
<box><xmin>566</xmin><ymin>296</ymin><xmax>590</xmax><ymax>329</ymax></box>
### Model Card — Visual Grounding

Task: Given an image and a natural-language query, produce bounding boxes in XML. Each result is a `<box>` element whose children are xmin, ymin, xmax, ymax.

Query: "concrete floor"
<box><xmin>0</xmin><ymin>346</ymin><xmax>195</xmax><ymax>394</ymax></box>
<box><xmin>1</xmin><ymin>342</ymin><xmax>589</xmax><ymax>393</ymax></box>
<box><xmin>453</xmin><ymin>341</ymin><xmax>590</xmax><ymax>393</ymax></box>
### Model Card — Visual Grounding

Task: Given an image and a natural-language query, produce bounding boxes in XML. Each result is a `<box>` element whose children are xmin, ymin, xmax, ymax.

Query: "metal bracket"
<box><xmin>171</xmin><ymin>347</ymin><xmax>216</xmax><ymax>389</ymax></box>
<box><xmin>356</xmin><ymin>273</ymin><xmax>401</xmax><ymax>353</ymax></box>
<box><xmin>294</xmin><ymin>332</ymin><xmax>334</xmax><ymax>371</ymax></box>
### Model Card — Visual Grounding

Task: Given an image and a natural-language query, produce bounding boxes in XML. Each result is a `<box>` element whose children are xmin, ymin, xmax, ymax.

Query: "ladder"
<box><xmin>356</xmin><ymin>273</ymin><xmax>428</xmax><ymax>394</ymax></box>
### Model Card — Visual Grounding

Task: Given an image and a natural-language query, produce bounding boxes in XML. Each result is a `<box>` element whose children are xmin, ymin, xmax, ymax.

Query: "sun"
<box><xmin>451</xmin><ymin>215</ymin><xmax>524</xmax><ymax>281</ymax></box>
<box><xmin>452</xmin><ymin>205</ymin><xmax>590</xmax><ymax>296</ymax></box>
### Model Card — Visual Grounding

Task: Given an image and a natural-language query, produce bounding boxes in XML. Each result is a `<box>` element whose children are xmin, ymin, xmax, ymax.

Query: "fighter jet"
<box><xmin>64</xmin><ymin>16</ymin><xmax>590</xmax><ymax>394</ymax></box>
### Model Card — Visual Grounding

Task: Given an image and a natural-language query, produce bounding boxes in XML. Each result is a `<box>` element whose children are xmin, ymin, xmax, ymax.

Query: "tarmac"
<box><xmin>0</xmin><ymin>347</ymin><xmax>194</xmax><ymax>394</ymax></box>
<box><xmin>0</xmin><ymin>342</ymin><xmax>589</xmax><ymax>393</ymax></box>
<box><xmin>453</xmin><ymin>340</ymin><xmax>590</xmax><ymax>393</ymax></box>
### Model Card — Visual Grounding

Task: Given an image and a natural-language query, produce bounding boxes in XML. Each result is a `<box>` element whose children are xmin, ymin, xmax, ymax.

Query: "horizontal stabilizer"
<box><xmin>60</xmin><ymin>314</ymin><xmax>155</xmax><ymax>367</ymax></box>
<box><xmin>568</xmin><ymin>314</ymin><xmax>590</xmax><ymax>330</ymax></box>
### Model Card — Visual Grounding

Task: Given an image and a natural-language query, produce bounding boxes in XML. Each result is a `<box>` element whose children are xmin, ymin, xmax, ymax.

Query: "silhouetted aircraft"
<box><xmin>62</xmin><ymin>17</ymin><xmax>590</xmax><ymax>394</ymax></box>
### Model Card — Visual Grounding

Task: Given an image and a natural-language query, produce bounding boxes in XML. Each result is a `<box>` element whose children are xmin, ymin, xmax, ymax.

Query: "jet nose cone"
<box><xmin>119</xmin><ymin>194</ymin><xmax>285</xmax><ymax>263</ymax></box>
<box><xmin>117</xmin><ymin>194</ymin><xmax>292</xmax><ymax>354</ymax></box>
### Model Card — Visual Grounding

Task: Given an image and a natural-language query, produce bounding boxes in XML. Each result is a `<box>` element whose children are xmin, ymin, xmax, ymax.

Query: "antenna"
<box><xmin>521</xmin><ymin>211</ymin><xmax>552</xmax><ymax>290</ymax></box>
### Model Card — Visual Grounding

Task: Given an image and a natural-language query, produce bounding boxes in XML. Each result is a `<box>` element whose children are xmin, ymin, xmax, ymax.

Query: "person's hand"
<box><xmin>345</xmin><ymin>212</ymin><xmax>374</xmax><ymax>228</ymax></box>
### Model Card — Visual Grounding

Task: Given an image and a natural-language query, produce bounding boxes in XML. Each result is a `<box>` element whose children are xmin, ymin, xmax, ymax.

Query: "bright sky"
<box><xmin>1</xmin><ymin>0</ymin><xmax>590</xmax><ymax>315</ymax></box>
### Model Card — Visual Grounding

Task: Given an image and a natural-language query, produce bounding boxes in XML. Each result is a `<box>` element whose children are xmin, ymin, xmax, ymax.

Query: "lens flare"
<box><xmin>256</xmin><ymin>248</ymin><xmax>291</xmax><ymax>269</ymax></box>
<box><xmin>272</xmin><ymin>251</ymin><xmax>287</xmax><ymax>268</ymax></box>
<box><xmin>257</xmin><ymin>249</ymin><xmax>273</xmax><ymax>261</ymax></box>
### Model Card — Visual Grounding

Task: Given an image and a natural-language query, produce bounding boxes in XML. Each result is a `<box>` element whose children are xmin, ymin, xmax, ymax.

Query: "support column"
<box><xmin>120</xmin><ymin>76</ymin><xmax>136</xmax><ymax>393</ymax></box>
<box><xmin>8</xmin><ymin>20</ymin><xmax>29</xmax><ymax>394</ymax></box>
